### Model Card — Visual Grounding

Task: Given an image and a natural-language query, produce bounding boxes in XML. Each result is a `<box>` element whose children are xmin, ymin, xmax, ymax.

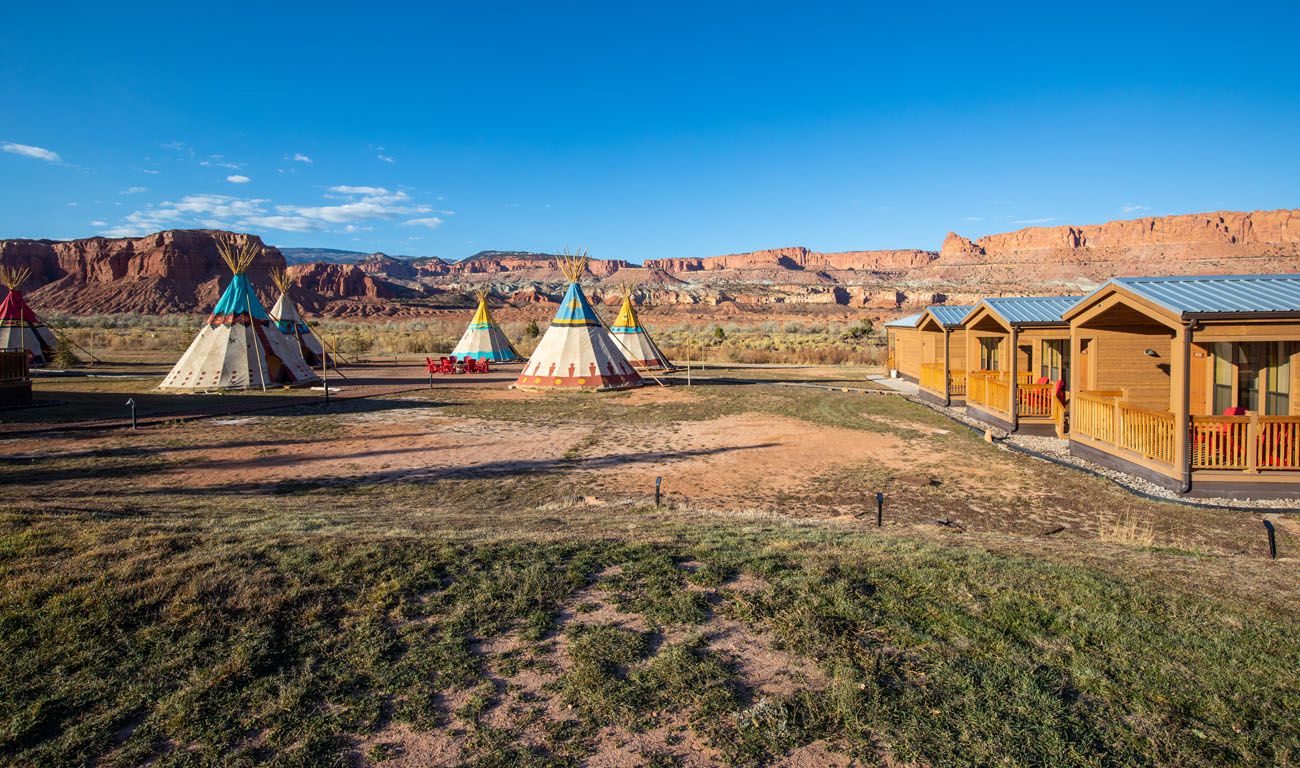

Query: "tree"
<box><xmin>525</xmin><ymin>319</ymin><xmax>540</xmax><ymax>338</ymax></box>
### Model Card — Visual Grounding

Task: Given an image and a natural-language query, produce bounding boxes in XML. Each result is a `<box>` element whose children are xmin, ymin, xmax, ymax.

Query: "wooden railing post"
<box><xmin>1247</xmin><ymin>413</ymin><xmax>1259</xmax><ymax>474</ymax></box>
<box><xmin>1112</xmin><ymin>396</ymin><xmax>1122</xmax><ymax>450</ymax></box>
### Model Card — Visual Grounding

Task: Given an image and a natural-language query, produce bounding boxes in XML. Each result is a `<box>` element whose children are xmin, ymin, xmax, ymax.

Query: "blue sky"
<box><xmin>2</xmin><ymin>1</ymin><xmax>1297</xmax><ymax>262</ymax></box>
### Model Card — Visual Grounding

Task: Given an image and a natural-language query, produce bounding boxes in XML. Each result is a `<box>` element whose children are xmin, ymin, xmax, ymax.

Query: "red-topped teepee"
<box><xmin>0</xmin><ymin>265</ymin><xmax>58</xmax><ymax>366</ymax></box>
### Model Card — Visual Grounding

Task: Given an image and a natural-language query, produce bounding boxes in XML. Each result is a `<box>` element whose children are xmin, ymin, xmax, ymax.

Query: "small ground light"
<box><xmin>655</xmin><ymin>476</ymin><xmax>663</xmax><ymax>506</ymax></box>
<box><xmin>875</xmin><ymin>492</ymin><xmax>884</xmax><ymax>527</ymax></box>
<box><xmin>125</xmin><ymin>398</ymin><xmax>137</xmax><ymax>430</ymax></box>
<box><xmin>1264</xmin><ymin>520</ymin><xmax>1278</xmax><ymax>559</ymax></box>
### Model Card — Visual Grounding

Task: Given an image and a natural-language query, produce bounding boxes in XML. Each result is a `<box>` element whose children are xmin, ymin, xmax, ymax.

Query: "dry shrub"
<box><xmin>1097</xmin><ymin>513</ymin><xmax>1156</xmax><ymax>548</ymax></box>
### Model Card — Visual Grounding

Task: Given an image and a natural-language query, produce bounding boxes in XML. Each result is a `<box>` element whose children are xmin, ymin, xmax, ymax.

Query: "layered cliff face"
<box><xmin>3</xmin><ymin>209</ymin><xmax>1298</xmax><ymax>319</ymax></box>
<box><xmin>925</xmin><ymin>210</ymin><xmax>1300</xmax><ymax>284</ymax></box>
<box><xmin>0</xmin><ymin>230</ymin><xmax>287</xmax><ymax>315</ymax></box>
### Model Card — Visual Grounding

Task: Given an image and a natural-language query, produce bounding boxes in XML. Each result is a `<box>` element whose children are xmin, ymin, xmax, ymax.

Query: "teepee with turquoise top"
<box><xmin>451</xmin><ymin>289</ymin><xmax>522</xmax><ymax>362</ymax></box>
<box><xmin>161</xmin><ymin>240</ymin><xmax>319</xmax><ymax>391</ymax></box>
<box><xmin>516</xmin><ymin>251</ymin><xmax>641</xmax><ymax>391</ymax></box>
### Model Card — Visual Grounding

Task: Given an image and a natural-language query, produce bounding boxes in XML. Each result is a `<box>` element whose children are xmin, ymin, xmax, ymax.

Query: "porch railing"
<box><xmin>919</xmin><ymin>363</ymin><xmax>968</xmax><ymax>397</ymax></box>
<box><xmin>1017</xmin><ymin>383</ymin><xmax>1056</xmax><ymax>418</ymax></box>
<box><xmin>1192</xmin><ymin>415</ymin><xmax>1300</xmax><ymax>471</ymax></box>
<box><xmin>1072</xmin><ymin>390</ymin><xmax>1174</xmax><ymax>464</ymax></box>
<box><xmin>949</xmin><ymin>370</ymin><xmax>967</xmax><ymax>397</ymax></box>
<box><xmin>919</xmin><ymin>363</ymin><xmax>945</xmax><ymax>393</ymax></box>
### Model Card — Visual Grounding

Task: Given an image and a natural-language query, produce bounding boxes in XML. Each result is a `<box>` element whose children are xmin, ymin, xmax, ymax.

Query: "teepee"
<box><xmin>161</xmin><ymin>241</ymin><xmax>320</xmax><ymax>391</ymax></box>
<box><xmin>268</xmin><ymin>269</ymin><xmax>328</xmax><ymax>367</ymax></box>
<box><xmin>0</xmin><ymin>265</ymin><xmax>58</xmax><ymax>366</ymax></box>
<box><xmin>452</xmin><ymin>289</ymin><xmax>522</xmax><ymax>362</ymax></box>
<box><xmin>516</xmin><ymin>251</ymin><xmax>642</xmax><ymax>391</ymax></box>
<box><xmin>608</xmin><ymin>284</ymin><xmax>673</xmax><ymax>371</ymax></box>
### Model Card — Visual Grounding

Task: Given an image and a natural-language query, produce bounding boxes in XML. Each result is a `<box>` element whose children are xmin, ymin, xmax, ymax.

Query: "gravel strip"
<box><xmin>911</xmin><ymin>396</ymin><xmax>1300</xmax><ymax>511</ymax></box>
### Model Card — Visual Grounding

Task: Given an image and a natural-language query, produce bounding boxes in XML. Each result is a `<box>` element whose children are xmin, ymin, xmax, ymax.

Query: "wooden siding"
<box><xmin>888</xmin><ymin>327</ymin><xmax>924</xmax><ymax>380</ymax></box>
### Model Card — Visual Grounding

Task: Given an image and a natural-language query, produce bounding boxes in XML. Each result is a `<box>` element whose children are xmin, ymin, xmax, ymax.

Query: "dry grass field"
<box><xmin>2</xmin><ymin>356</ymin><xmax>1298</xmax><ymax>767</ymax></box>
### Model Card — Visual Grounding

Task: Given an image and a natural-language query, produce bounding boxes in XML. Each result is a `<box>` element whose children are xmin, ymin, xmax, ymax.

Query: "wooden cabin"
<box><xmin>960</xmin><ymin>296</ymin><xmax>1081</xmax><ymax>435</ymax></box>
<box><xmin>884</xmin><ymin>313</ymin><xmax>923</xmax><ymax>381</ymax></box>
<box><xmin>1064</xmin><ymin>274</ymin><xmax>1300</xmax><ymax>498</ymax></box>
<box><xmin>915</xmin><ymin>305</ymin><xmax>973</xmax><ymax>406</ymax></box>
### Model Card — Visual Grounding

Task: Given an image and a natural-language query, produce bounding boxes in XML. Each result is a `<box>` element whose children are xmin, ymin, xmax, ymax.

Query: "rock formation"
<box><xmin>2</xmin><ymin>209</ymin><xmax>1297</xmax><ymax>319</ymax></box>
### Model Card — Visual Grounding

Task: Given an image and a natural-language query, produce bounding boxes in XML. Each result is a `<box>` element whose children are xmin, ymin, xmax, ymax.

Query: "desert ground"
<box><xmin>2</xmin><ymin>356</ymin><xmax>1298</xmax><ymax>767</ymax></box>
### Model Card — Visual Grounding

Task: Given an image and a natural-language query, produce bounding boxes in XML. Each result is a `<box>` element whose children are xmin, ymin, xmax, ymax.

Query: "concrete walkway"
<box><xmin>867</xmin><ymin>375</ymin><xmax>919</xmax><ymax>395</ymax></box>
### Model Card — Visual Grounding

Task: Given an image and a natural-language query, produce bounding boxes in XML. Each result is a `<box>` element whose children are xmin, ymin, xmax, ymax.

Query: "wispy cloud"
<box><xmin>1121</xmin><ymin>204</ymin><xmax>1150</xmax><ymax>214</ymax></box>
<box><xmin>292</xmin><ymin>152</ymin><xmax>312</xmax><ymax>163</ymax></box>
<box><xmin>120</xmin><ymin>186</ymin><xmax>148</xmax><ymax>195</ymax></box>
<box><xmin>377</xmin><ymin>153</ymin><xmax>395</xmax><ymax>163</ymax></box>
<box><xmin>226</xmin><ymin>175</ymin><xmax>251</xmax><ymax>184</ymax></box>
<box><xmin>2</xmin><ymin>141</ymin><xmax>62</xmax><ymax>163</ymax></box>
<box><xmin>962</xmin><ymin>216</ymin><xmax>984</xmax><ymax>222</ymax></box>
<box><xmin>90</xmin><ymin>220</ymin><xmax>107</xmax><ymax>227</ymax></box>
<box><xmin>106</xmin><ymin>185</ymin><xmax>443</xmax><ymax>236</ymax></box>
<box><xmin>1012</xmin><ymin>217</ymin><xmax>1056</xmax><ymax>225</ymax></box>
<box><xmin>199</xmin><ymin>155</ymin><xmax>242</xmax><ymax>170</ymax></box>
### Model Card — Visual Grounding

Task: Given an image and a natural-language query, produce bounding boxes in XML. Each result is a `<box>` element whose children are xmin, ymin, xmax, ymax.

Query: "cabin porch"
<box><xmin>1067</xmin><ymin>295</ymin><xmax>1300</xmax><ymax>497</ymax></box>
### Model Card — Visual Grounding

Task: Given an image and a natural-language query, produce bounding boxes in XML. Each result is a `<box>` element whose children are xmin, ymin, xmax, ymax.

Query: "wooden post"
<box><xmin>942</xmin><ymin>328</ymin><xmax>952</xmax><ymax>405</ymax></box>
<box><xmin>1170</xmin><ymin>324</ymin><xmax>1191</xmax><ymax>485</ymax></box>
<box><xmin>1009</xmin><ymin>326</ymin><xmax>1020</xmax><ymax>429</ymax></box>
<box><xmin>1247</xmin><ymin>413</ymin><xmax>1259</xmax><ymax>474</ymax></box>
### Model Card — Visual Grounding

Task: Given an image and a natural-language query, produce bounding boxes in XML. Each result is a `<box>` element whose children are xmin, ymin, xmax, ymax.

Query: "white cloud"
<box><xmin>120</xmin><ymin>186</ymin><xmax>148</xmax><ymax>195</ymax></box>
<box><xmin>377</xmin><ymin>154</ymin><xmax>395</xmax><ymax>163</ymax></box>
<box><xmin>200</xmin><ymin>155</ymin><xmax>242</xmax><ymax>170</ymax></box>
<box><xmin>140</xmin><ymin>168</ymin><xmax>161</xmax><ymax>175</ymax></box>
<box><xmin>90</xmin><ymin>220</ymin><xmax>107</xmax><ymax>227</ymax></box>
<box><xmin>962</xmin><ymin>216</ymin><xmax>984</xmax><ymax>222</ymax></box>
<box><xmin>1012</xmin><ymin>217</ymin><xmax>1056</xmax><ymax>225</ymax></box>
<box><xmin>2</xmin><ymin>142</ymin><xmax>61</xmax><ymax>163</ymax></box>
<box><xmin>329</xmin><ymin>185</ymin><xmax>390</xmax><ymax>195</ymax></box>
<box><xmin>106</xmin><ymin>185</ymin><xmax>444</xmax><ymax>236</ymax></box>
<box><xmin>1121</xmin><ymin>204</ymin><xmax>1150</xmax><ymax>214</ymax></box>
<box><xmin>293</xmin><ymin>152</ymin><xmax>312</xmax><ymax>163</ymax></box>
<box><xmin>226</xmin><ymin>174</ymin><xmax>251</xmax><ymax>184</ymax></box>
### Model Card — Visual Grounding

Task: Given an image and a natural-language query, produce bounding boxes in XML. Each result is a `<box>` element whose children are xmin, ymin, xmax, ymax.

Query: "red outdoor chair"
<box><xmin>478</xmin><ymin>359</ymin><xmax>490</xmax><ymax>373</ymax></box>
<box><xmin>464</xmin><ymin>358</ymin><xmax>479</xmax><ymax>373</ymax></box>
<box><xmin>438</xmin><ymin>357</ymin><xmax>455</xmax><ymax>374</ymax></box>
<box><xmin>1036</xmin><ymin>376</ymin><xmax>1050</xmax><ymax>385</ymax></box>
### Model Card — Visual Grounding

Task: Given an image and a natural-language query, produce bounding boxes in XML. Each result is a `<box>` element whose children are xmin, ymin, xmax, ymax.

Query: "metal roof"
<box><xmin>883</xmin><ymin>312</ymin><xmax>922</xmax><ymax>328</ymax></box>
<box><xmin>1103</xmin><ymin>274</ymin><xmax>1300</xmax><ymax>317</ymax></box>
<box><xmin>924</xmin><ymin>305</ymin><xmax>975</xmax><ymax>328</ymax></box>
<box><xmin>966</xmin><ymin>296</ymin><xmax>1081</xmax><ymax>326</ymax></box>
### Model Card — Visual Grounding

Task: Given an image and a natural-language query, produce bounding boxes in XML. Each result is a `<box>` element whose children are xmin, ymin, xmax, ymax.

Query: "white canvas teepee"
<box><xmin>516</xmin><ymin>251</ymin><xmax>642</xmax><ymax>391</ymax></box>
<box><xmin>608</xmin><ymin>284</ymin><xmax>673</xmax><ymax>371</ymax></box>
<box><xmin>161</xmin><ymin>241</ymin><xmax>320</xmax><ymax>391</ymax></box>
<box><xmin>268</xmin><ymin>269</ymin><xmax>328</xmax><ymax>367</ymax></box>
<box><xmin>452</xmin><ymin>290</ymin><xmax>522</xmax><ymax>362</ymax></box>
<box><xmin>0</xmin><ymin>266</ymin><xmax>58</xmax><ymax>366</ymax></box>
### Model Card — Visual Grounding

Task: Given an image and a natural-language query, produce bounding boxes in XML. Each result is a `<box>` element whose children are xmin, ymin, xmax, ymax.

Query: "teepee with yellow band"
<box><xmin>516</xmin><ymin>250</ymin><xmax>642</xmax><ymax>391</ymax></box>
<box><xmin>452</xmin><ymin>289</ymin><xmax>522</xmax><ymax>362</ymax></box>
<box><xmin>609</xmin><ymin>284</ymin><xmax>673</xmax><ymax>371</ymax></box>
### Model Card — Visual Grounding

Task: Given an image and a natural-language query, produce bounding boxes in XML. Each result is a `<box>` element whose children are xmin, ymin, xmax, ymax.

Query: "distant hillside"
<box><xmin>281</xmin><ymin>247</ymin><xmax>425</xmax><ymax>265</ymax></box>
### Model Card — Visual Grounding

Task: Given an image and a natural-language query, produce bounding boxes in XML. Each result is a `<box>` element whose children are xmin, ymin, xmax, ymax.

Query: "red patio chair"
<box><xmin>478</xmin><ymin>358</ymin><xmax>490</xmax><ymax>373</ymax></box>
<box><xmin>464</xmin><ymin>358</ymin><xmax>479</xmax><ymax>373</ymax></box>
<box><xmin>438</xmin><ymin>356</ymin><xmax>455</xmax><ymax>374</ymax></box>
<box><xmin>1036</xmin><ymin>376</ymin><xmax>1050</xmax><ymax>385</ymax></box>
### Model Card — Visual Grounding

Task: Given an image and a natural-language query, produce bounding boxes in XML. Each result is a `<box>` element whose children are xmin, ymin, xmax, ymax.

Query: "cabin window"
<box><xmin>1265</xmin><ymin>342</ymin><xmax>1291</xmax><ymax>415</ymax></box>
<box><xmin>1211</xmin><ymin>341</ymin><xmax>1294</xmax><ymax>415</ymax></box>
<box><xmin>979</xmin><ymin>337</ymin><xmax>1001</xmax><ymax>371</ymax></box>
<box><xmin>1040</xmin><ymin>339</ymin><xmax>1070</xmax><ymax>385</ymax></box>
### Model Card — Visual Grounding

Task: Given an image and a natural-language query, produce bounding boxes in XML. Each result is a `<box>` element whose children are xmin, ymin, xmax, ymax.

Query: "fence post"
<box><xmin>1247</xmin><ymin>413</ymin><xmax>1259</xmax><ymax>474</ymax></box>
<box><xmin>1111</xmin><ymin>398</ymin><xmax>1122</xmax><ymax>449</ymax></box>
